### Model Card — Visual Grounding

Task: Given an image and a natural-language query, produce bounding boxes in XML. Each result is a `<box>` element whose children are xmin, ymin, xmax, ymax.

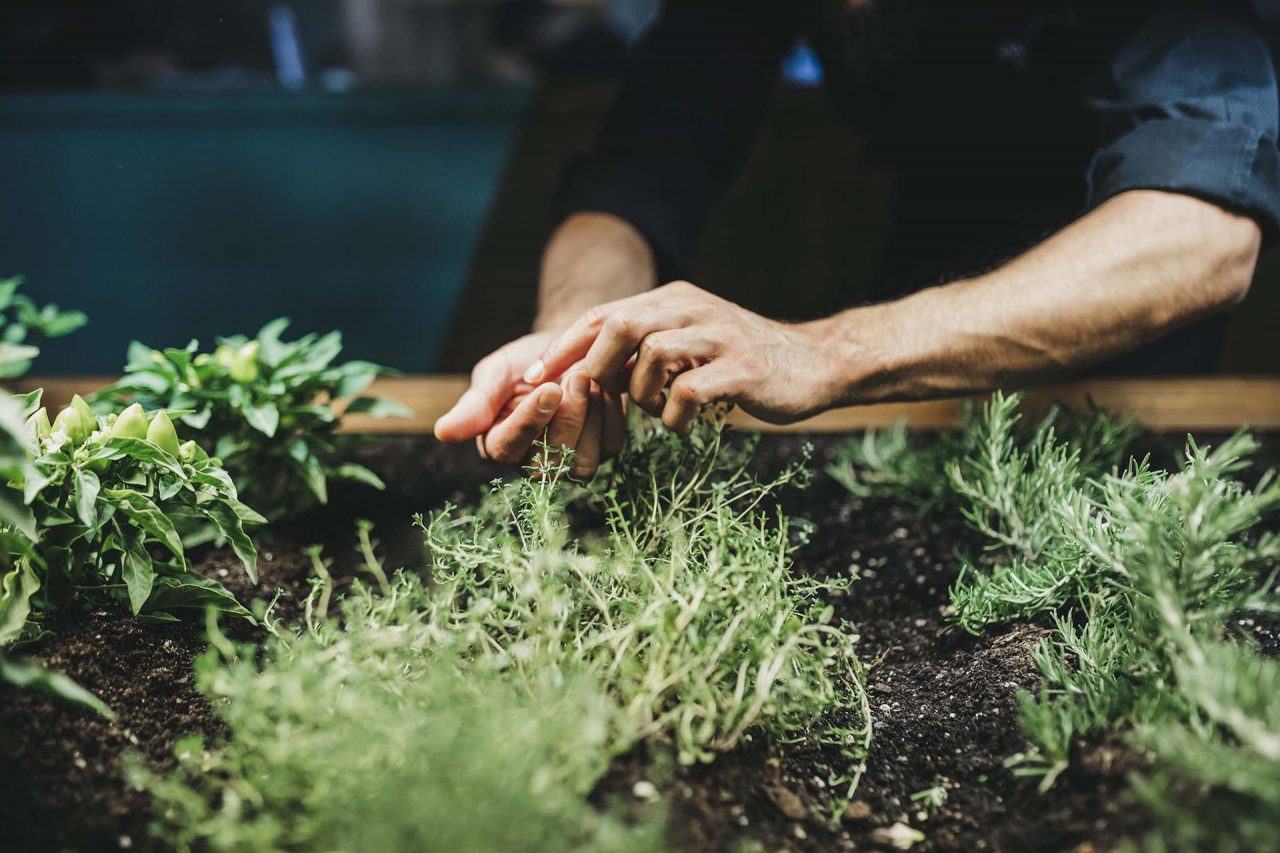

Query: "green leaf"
<box><xmin>119</xmin><ymin>524</ymin><xmax>155</xmax><ymax>615</ymax></box>
<box><xmin>0</xmin><ymin>341</ymin><xmax>41</xmax><ymax>379</ymax></box>
<box><xmin>40</xmin><ymin>310</ymin><xmax>88</xmax><ymax>338</ymax></box>
<box><xmin>344</xmin><ymin>397</ymin><xmax>412</xmax><ymax>419</ymax></box>
<box><xmin>243</xmin><ymin>401</ymin><xmax>280</xmax><ymax>437</ymax></box>
<box><xmin>181</xmin><ymin>407</ymin><xmax>213</xmax><ymax>430</ymax></box>
<box><xmin>0</xmin><ymin>489</ymin><xmax>35</xmax><ymax>539</ymax></box>
<box><xmin>0</xmin><ymin>654</ymin><xmax>114</xmax><ymax>719</ymax></box>
<box><xmin>0</xmin><ymin>561</ymin><xmax>40</xmax><ymax>645</ymax></box>
<box><xmin>14</xmin><ymin>388</ymin><xmax>43</xmax><ymax>418</ymax></box>
<box><xmin>22</xmin><ymin>462</ymin><xmax>59</xmax><ymax>506</ymax></box>
<box><xmin>257</xmin><ymin>317</ymin><xmax>292</xmax><ymax>367</ymax></box>
<box><xmin>74</xmin><ymin>469</ymin><xmax>100</xmax><ymax>528</ymax></box>
<box><xmin>96</xmin><ymin>437</ymin><xmax>184</xmax><ymax>478</ymax></box>
<box><xmin>205</xmin><ymin>501</ymin><xmax>259</xmax><ymax>583</ymax></box>
<box><xmin>331</xmin><ymin>361</ymin><xmax>382</xmax><ymax>398</ymax></box>
<box><xmin>290</xmin><ymin>445</ymin><xmax>327</xmax><ymax>505</ymax></box>
<box><xmin>0</xmin><ymin>278</ymin><xmax>19</xmax><ymax>312</ymax></box>
<box><xmin>143</xmin><ymin>575</ymin><xmax>251</xmax><ymax>621</ymax></box>
<box><xmin>331</xmin><ymin>463</ymin><xmax>386</xmax><ymax>490</ymax></box>
<box><xmin>102</xmin><ymin>489</ymin><xmax>184</xmax><ymax>558</ymax></box>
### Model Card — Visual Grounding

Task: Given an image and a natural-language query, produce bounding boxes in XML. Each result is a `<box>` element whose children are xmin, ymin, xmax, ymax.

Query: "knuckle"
<box><xmin>583</xmin><ymin>304</ymin><xmax>610</xmax><ymax>328</ymax></box>
<box><xmin>639</xmin><ymin>335</ymin><xmax>668</xmax><ymax>363</ymax></box>
<box><xmin>603</xmin><ymin>311</ymin><xmax>634</xmax><ymax>340</ymax></box>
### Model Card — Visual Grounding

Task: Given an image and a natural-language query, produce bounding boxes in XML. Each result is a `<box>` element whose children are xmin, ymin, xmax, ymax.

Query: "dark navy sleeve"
<box><xmin>555</xmin><ymin>1</ymin><xmax>799</xmax><ymax>275</ymax></box>
<box><xmin>1082</xmin><ymin>2</ymin><xmax>1280</xmax><ymax>240</ymax></box>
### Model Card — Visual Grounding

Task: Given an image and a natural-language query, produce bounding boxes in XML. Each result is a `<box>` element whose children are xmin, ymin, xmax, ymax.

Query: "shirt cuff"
<box><xmin>554</xmin><ymin>156</ymin><xmax>706</xmax><ymax>278</ymax></box>
<box><xmin>1087</xmin><ymin>118</ymin><xmax>1280</xmax><ymax>243</ymax></box>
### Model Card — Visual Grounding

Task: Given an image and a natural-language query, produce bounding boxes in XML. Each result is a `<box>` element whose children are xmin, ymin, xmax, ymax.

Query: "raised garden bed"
<box><xmin>3</xmin><ymin>380</ymin><xmax>1278</xmax><ymax>851</ymax></box>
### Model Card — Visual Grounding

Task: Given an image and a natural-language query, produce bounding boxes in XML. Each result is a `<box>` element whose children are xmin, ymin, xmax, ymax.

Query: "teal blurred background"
<box><xmin>0</xmin><ymin>90</ymin><xmax>528</xmax><ymax>373</ymax></box>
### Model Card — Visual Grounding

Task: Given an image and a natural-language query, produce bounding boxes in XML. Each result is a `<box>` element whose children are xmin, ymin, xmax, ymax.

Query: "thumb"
<box><xmin>434</xmin><ymin>379</ymin><xmax>509</xmax><ymax>442</ymax></box>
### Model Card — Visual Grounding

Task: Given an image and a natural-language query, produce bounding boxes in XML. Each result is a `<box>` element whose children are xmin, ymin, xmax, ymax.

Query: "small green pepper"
<box><xmin>53</xmin><ymin>406</ymin><xmax>90</xmax><ymax>446</ymax></box>
<box><xmin>110</xmin><ymin>403</ymin><xmax>149</xmax><ymax>440</ymax></box>
<box><xmin>228</xmin><ymin>341</ymin><xmax>260</xmax><ymax>384</ymax></box>
<box><xmin>70</xmin><ymin>394</ymin><xmax>96</xmax><ymax>430</ymax></box>
<box><xmin>27</xmin><ymin>407</ymin><xmax>51</xmax><ymax>439</ymax></box>
<box><xmin>147</xmin><ymin>410</ymin><xmax>181</xmax><ymax>457</ymax></box>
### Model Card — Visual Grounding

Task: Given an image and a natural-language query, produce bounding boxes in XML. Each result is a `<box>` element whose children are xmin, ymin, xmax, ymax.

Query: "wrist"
<box><xmin>800</xmin><ymin>303</ymin><xmax>915</xmax><ymax>407</ymax></box>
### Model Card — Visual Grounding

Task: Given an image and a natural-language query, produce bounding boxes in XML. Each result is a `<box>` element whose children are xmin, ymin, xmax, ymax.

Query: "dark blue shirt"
<box><xmin>559</xmin><ymin>1</ymin><xmax>1280</xmax><ymax>273</ymax></box>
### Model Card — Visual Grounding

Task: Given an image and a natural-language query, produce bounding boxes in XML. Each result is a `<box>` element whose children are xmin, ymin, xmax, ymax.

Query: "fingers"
<box><xmin>662</xmin><ymin>366</ymin><xmax>739</xmax><ymax>435</ymax></box>
<box><xmin>522</xmin><ymin>298</ymin><xmax>628</xmax><ymax>386</ymax></box>
<box><xmin>528</xmin><ymin>301</ymin><xmax>690</xmax><ymax>392</ymax></box>
<box><xmin>581</xmin><ymin>304</ymin><xmax>691</xmax><ymax>393</ymax></box>
<box><xmin>628</xmin><ymin>330</ymin><xmax>712</xmax><ymax>416</ymax></box>
<box><xmin>481</xmin><ymin>382</ymin><xmax>563</xmax><ymax>464</ymax></box>
<box><xmin>434</xmin><ymin>352</ymin><xmax>518</xmax><ymax>442</ymax></box>
<box><xmin>542</xmin><ymin>374</ymin><xmax>591</xmax><ymax>469</ymax></box>
<box><xmin>570</xmin><ymin>384</ymin><xmax>605</xmax><ymax>479</ymax></box>
<box><xmin>602</xmin><ymin>390</ymin><xmax>626</xmax><ymax>458</ymax></box>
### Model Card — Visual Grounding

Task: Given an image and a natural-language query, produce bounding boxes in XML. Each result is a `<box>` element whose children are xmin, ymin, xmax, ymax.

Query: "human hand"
<box><xmin>433</xmin><ymin>332</ymin><xmax>626</xmax><ymax>478</ymax></box>
<box><xmin>522</xmin><ymin>281</ymin><xmax>844</xmax><ymax>432</ymax></box>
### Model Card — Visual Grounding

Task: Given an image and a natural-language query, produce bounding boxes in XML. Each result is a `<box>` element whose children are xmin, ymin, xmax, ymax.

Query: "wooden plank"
<box><xmin>13</xmin><ymin>375</ymin><xmax>1280</xmax><ymax>433</ymax></box>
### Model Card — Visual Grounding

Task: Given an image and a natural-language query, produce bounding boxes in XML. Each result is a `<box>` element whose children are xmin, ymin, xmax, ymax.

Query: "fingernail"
<box><xmin>569</xmin><ymin>373</ymin><xmax>589</xmax><ymax>400</ymax></box>
<box><xmin>522</xmin><ymin>360</ymin><xmax>544</xmax><ymax>385</ymax></box>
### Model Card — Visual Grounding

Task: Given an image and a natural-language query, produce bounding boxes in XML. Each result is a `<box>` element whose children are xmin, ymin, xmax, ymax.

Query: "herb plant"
<box><xmin>136</xmin><ymin>602</ymin><xmax>663</xmax><ymax>853</ymax></box>
<box><xmin>853</xmin><ymin>392</ymin><xmax>1280</xmax><ymax>848</ymax></box>
<box><xmin>0</xmin><ymin>393</ymin><xmax>262</xmax><ymax>643</ymax></box>
<box><xmin>0</xmin><ymin>277</ymin><xmax>87</xmax><ymax>379</ymax></box>
<box><xmin>143</xmin><ymin>417</ymin><xmax>872</xmax><ymax>845</ymax></box>
<box><xmin>93</xmin><ymin>318</ymin><xmax>409</xmax><ymax>522</ymax></box>
<box><xmin>0</xmin><ymin>391</ymin><xmax>113</xmax><ymax>716</ymax></box>
<box><xmin>422</xmin><ymin>418</ymin><xmax>871</xmax><ymax>820</ymax></box>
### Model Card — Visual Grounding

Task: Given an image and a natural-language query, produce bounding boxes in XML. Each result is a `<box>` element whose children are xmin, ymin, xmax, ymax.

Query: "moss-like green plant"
<box><xmin>135</xmin><ymin>604</ymin><xmax>663</xmax><ymax>853</ymax></box>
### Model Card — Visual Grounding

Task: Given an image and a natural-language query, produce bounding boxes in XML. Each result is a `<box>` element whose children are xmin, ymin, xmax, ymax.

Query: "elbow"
<box><xmin>1211</xmin><ymin>213</ymin><xmax>1261</xmax><ymax>309</ymax></box>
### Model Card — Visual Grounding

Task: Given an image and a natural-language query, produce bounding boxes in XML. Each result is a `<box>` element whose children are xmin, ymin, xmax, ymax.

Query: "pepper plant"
<box><xmin>93</xmin><ymin>318</ymin><xmax>409</xmax><ymax>522</ymax></box>
<box><xmin>0</xmin><ymin>392</ymin><xmax>262</xmax><ymax>644</ymax></box>
<box><xmin>0</xmin><ymin>276</ymin><xmax>87</xmax><ymax>379</ymax></box>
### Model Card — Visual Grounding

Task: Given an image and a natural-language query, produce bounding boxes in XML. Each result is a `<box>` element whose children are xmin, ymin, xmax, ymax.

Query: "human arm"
<box><xmin>527</xmin><ymin>189</ymin><xmax>1261</xmax><ymax>431</ymax></box>
<box><xmin>434</xmin><ymin>0</ymin><xmax>797</xmax><ymax>473</ymax></box>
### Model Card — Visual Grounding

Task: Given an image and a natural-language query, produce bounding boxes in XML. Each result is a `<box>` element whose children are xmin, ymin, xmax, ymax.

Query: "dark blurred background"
<box><xmin>0</xmin><ymin>1</ymin><xmax>1275</xmax><ymax>374</ymax></box>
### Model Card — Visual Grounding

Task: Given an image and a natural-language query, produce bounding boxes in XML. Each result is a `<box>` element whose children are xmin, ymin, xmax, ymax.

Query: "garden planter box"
<box><xmin>2</xmin><ymin>375</ymin><xmax>1277</xmax><ymax>852</ymax></box>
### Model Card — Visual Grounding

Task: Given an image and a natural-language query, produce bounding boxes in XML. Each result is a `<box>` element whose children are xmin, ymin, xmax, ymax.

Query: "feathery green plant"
<box><xmin>422</xmin><ymin>419</ymin><xmax>871</xmax><ymax>819</ymax></box>
<box><xmin>908</xmin><ymin>394</ymin><xmax>1280</xmax><ymax>848</ymax></box>
<box><xmin>135</xmin><ymin>603</ymin><xmax>663</xmax><ymax>853</ymax></box>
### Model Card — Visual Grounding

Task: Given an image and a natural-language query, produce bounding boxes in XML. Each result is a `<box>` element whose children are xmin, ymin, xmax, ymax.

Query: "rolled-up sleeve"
<box><xmin>556</xmin><ymin>1</ymin><xmax>798</xmax><ymax>274</ymax></box>
<box><xmin>1082</xmin><ymin>2</ymin><xmax>1280</xmax><ymax>240</ymax></box>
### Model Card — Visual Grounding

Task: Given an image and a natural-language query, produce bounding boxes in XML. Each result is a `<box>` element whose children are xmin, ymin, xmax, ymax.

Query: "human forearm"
<box><xmin>534</xmin><ymin>212</ymin><xmax>657</xmax><ymax>333</ymax></box>
<box><xmin>818</xmin><ymin>191</ymin><xmax>1261</xmax><ymax>404</ymax></box>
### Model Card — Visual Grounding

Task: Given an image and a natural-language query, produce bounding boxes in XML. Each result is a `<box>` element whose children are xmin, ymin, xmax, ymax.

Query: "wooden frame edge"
<box><xmin>15</xmin><ymin>375</ymin><xmax>1280</xmax><ymax>433</ymax></box>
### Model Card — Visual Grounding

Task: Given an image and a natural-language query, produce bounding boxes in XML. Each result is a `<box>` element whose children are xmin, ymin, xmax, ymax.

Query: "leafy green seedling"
<box><xmin>93</xmin><ymin>318</ymin><xmax>410</xmax><ymax>522</ymax></box>
<box><xmin>0</xmin><ymin>392</ymin><xmax>263</xmax><ymax>644</ymax></box>
<box><xmin>0</xmin><ymin>276</ymin><xmax>87</xmax><ymax>379</ymax></box>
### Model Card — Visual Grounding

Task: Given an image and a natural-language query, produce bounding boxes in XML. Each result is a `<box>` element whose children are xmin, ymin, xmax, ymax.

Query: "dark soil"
<box><xmin>1</xmin><ymin>432</ymin><xmax>1274</xmax><ymax>852</ymax></box>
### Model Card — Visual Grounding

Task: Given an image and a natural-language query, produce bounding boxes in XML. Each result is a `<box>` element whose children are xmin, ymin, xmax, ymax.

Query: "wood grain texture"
<box><xmin>15</xmin><ymin>375</ymin><xmax>1280</xmax><ymax>433</ymax></box>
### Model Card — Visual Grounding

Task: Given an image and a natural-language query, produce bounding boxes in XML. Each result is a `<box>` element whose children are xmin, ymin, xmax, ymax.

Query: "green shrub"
<box><xmin>93</xmin><ymin>319</ymin><xmax>409</xmax><ymax>522</ymax></box>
